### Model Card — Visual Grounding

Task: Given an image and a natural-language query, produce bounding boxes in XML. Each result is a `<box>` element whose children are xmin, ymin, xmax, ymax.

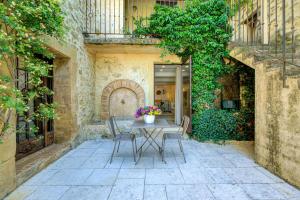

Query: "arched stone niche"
<box><xmin>100</xmin><ymin>79</ymin><xmax>145</xmax><ymax>120</ymax></box>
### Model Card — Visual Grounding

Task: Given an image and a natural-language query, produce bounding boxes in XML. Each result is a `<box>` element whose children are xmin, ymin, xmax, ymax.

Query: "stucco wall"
<box><xmin>255</xmin><ymin>65</ymin><xmax>300</xmax><ymax>187</ymax></box>
<box><xmin>93</xmin><ymin>51</ymin><xmax>180</xmax><ymax>121</ymax></box>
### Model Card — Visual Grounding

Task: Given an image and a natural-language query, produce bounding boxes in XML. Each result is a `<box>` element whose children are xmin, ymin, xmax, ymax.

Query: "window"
<box><xmin>15</xmin><ymin>56</ymin><xmax>54</xmax><ymax>160</ymax></box>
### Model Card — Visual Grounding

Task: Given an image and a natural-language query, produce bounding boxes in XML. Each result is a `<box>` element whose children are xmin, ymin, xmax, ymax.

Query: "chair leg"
<box><xmin>110</xmin><ymin>141</ymin><xmax>117</xmax><ymax>164</ymax></box>
<box><xmin>117</xmin><ymin>141</ymin><xmax>121</xmax><ymax>153</ymax></box>
<box><xmin>132</xmin><ymin>139</ymin><xmax>136</xmax><ymax>162</ymax></box>
<box><xmin>178</xmin><ymin>139</ymin><xmax>186</xmax><ymax>163</ymax></box>
<box><xmin>162</xmin><ymin>136</ymin><xmax>166</xmax><ymax>163</ymax></box>
<box><xmin>135</xmin><ymin>138</ymin><xmax>138</xmax><ymax>153</ymax></box>
<box><xmin>178</xmin><ymin>139</ymin><xmax>183</xmax><ymax>152</ymax></box>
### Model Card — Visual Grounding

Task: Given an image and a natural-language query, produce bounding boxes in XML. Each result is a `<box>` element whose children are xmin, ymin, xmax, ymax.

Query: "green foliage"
<box><xmin>135</xmin><ymin>0</ymin><xmax>233</xmax><ymax>140</ymax></box>
<box><xmin>194</xmin><ymin>108</ymin><xmax>253</xmax><ymax>142</ymax></box>
<box><xmin>0</xmin><ymin>0</ymin><xmax>64</xmax><ymax>142</ymax></box>
<box><xmin>235</xmin><ymin>65</ymin><xmax>255</xmax><ymax>139</ymax></box>
<box><xmin>235</xmin><ymin>108</ymin><xmax>254</xmax><ymax>140</ymax></box>
<box><xmin>0</xmin><ymin>76</ymin><xmax>27</xmax><ymax>114</ymax></box>
<box><xmin>193</xmin><ymin>109</ymin><xmax>237</xmax><ymax>141</ymax></box>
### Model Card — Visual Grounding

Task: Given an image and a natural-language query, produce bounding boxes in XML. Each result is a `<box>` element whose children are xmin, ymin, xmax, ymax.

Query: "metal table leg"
<box><xmin>135</xmin><ymin>128</ymin><xmax>163</xmax><ymax>164</ymax></box>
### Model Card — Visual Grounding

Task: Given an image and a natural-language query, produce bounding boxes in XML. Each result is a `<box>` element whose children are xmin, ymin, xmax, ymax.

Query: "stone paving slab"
<box><xmin>59</xmin><ymin>186</ymin><xmax>111</xmax><ymax>200</ymax></box>
<box><xmin>5</xmin><ymin>139</ymin><xmax>300</xmax><ymax>200</ymax></box>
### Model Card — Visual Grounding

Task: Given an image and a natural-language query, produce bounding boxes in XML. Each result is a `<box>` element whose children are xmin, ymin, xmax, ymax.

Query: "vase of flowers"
<box><xmin>135</xmin><ymin>106</ymin><xmax>162</xmax><ymax>124</ymax></box>
<box><xmin>144</xmin><ymin>115</ymin><xmax>155</xmax><ymax>124</ymax></box>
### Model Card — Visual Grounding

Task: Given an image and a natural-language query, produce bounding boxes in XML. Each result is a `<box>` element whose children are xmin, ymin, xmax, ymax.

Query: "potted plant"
<box><xmin>135</xmin><ymin>106</ymin><xmax>162</xmax><ymax>124</ymax></box>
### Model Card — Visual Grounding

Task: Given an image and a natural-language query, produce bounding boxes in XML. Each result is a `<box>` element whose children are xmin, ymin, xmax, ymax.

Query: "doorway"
<box><xmin>154</xmin><ymin>64</ymin><xmax>191</xmax><ymax>125</ymax></box>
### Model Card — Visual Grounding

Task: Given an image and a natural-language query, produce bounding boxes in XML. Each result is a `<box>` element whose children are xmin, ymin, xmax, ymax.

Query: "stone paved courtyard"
<box><xmin>5</xmin><ymin>139</ymin><xmax>300</xmax><ymax>200</ymax></box>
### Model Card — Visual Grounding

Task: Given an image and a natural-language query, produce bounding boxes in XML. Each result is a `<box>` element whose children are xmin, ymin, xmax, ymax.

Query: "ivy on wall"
<box><xmin>135</xmin><ymin>0</ymin><xmax>233</xmax><ymax>140</ymax></box>
<box><xmin>0</xmin><ymin>0</ymin><xmax>64</xmax><ymax>143</ymax></box>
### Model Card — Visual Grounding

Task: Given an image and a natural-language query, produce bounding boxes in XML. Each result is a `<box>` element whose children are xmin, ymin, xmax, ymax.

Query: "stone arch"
<box><xmin>100</xmin><ymin>79</ymin><xmax>145</xmax><ymax>120</ymax></box>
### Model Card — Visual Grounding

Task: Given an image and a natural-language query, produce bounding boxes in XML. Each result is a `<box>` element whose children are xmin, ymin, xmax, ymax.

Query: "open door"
<box><xmin>154</xmin><ymin>64</ymin><xmax>191</xmax><ymax>125</ymax></box>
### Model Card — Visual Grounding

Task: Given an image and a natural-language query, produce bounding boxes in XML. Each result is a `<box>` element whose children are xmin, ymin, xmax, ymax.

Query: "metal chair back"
<box><xmin>181</xmin><ymin>115</ymin><xmax>190</xmax><ymax>136</ymax></box>
<box><xmin>112</xmin><ymin>116</ymin><xmax>134</xmax><ymax>134</ymax></box>
<box><xmin>108</xmin><ymin>117</ymin><xmax>117</xmax><ymax>138</ymax></box>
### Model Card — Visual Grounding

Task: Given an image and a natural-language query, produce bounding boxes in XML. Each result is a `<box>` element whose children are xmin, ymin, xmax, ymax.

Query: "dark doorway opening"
<box><xmin>218</xmin><ymin>61</ymin><xmax>255</xmax><ymax>141</ymax></box>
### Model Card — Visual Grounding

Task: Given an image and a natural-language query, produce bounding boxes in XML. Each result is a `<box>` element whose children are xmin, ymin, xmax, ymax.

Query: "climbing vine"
<box><xmin>0</xmin><ymin>0</ymin><xmax>64</xmax><ymax>143</ymax></box>
<box><xmin>135</xmin><ymin>0</ymin><xmax>232</xmax><ymax>139</ymax></box>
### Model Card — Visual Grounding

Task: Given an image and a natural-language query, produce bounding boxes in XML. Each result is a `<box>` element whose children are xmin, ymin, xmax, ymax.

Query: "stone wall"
<box><xmin>93</xmin><ymin>49</ymin><xmax>180</xmax><ymax>121</ymax></box>
<box><xmin>230</xmin><ymin>46</ymin><xmax>300</xmax><ymax>188</ymax></box>
<box><xmin>55</xmin><ymin>0</ymin><xmax>97</xmax><ymax>146</ymax></box>
<box><xmin>0</xmin><ymin>0</ymin><xmax>96</xmax><ymax>197</ymax></box>
<box><xmin>255</xmin><ymin>65</ymin><xmax>300</xmax><ymax>187</ymax></box>
<box><xmin>0</xmin><ymin>115</ymin><xmax>16</xmax><ymax>199</ymax></box>
<box><xmin>61</xmin><ymin>0</ymin><xmax>95</xmax><ymax>127</ymax></box>
<box><xmin>0</xmin><ymin>56</ymin><xmax>17</xmax><ymax>199</ymax></box>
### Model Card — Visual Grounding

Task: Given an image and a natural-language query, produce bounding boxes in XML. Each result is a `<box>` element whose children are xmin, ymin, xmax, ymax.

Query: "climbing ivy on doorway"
<box><xmin>0</xmin><ymin>0</ymin><xmax>64</xmax><ymax>143</ymax></box>
<box><xmin>134</xmin><ymin>0</ymin><xmax>233</xmax><ymax>140</ymax></box>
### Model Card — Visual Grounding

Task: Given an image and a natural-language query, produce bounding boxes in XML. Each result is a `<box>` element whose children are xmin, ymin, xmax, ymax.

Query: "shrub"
<box><xmin>193</xmin><ymin>109</ymin><xmax>237</xmax><ymax>142</ymax></box>
<box><xmin>234</xmin><ymin>108</ymin><xmax>255</xmax><ymax>140</ymax></box>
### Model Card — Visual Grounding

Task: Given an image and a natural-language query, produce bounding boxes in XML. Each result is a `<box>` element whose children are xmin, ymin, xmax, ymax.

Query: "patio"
<box><xmin>5</xmin><ymin>139</ymin><xmax>300</xmax><ymax>200</ymax></box>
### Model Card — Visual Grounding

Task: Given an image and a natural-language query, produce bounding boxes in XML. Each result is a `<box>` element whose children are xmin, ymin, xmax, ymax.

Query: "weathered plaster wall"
<box><xmin>231</xmin><ymin>45</ymin><xmax>300</xmax><ymax>187</ymax></box>
<box><xmin>0</xmin><ymin>63</ymin><xmax>16</xmax><ymax>199</ymax></box>
<box><xmin>93</xmin><ymin>51</ymin><xmax>180</xmax><ymax>121</ymax></box>
<box><xmin>255</xmin><ymin>65</ymin><xmax>300</xmax><ymax>187</ymax></box>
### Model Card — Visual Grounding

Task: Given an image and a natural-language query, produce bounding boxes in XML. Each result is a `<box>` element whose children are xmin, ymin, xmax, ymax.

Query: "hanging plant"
<box><xmin>134</xmin><ymin>0</ymin><xmax>233</xmax><ymax>140</ymax></box>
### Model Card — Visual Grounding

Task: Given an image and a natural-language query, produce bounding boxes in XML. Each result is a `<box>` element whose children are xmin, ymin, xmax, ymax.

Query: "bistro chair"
<box><xmin>161</xmin><ymin>115</ymin><xmax>190</xmax><ymax>163</ymax></box>
<box><xmin>108</xmin><ymin>116</ymin><xmax>137</xmax><ymax>164</ymax></box>
<box><xmin>112</xmin><ymin>116</ymin><xmax>134</xmax><ymax>134</ymax></box>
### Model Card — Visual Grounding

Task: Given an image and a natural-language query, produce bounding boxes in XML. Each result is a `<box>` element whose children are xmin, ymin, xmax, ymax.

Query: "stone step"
<box><xmin>253</xmin><ymin>51</ymin><xmax>300</xmax><ymax>60</ymax></box>
<box><xmin>255</xmin><ymin>57</ymin><xmax>300</xmax><ymax>67</ymax></box>
<box><xmin>248</xmin><ymin>45</ymin><xmax>296</xmax><ymax>53</ymax></box>
<box><xmin>254</xmin><ymin>48</ymin><xmax>295</xmax><ymax>54</ymax></box>
<box><xmin>230</xmin><ymin>44</ymin><xmax>300</xmax><ymax>82</ymax></box>
<box><xmin>246</xmin><ymin>53</ymin><xmax>300</xmax><ymax>77</ymax></box>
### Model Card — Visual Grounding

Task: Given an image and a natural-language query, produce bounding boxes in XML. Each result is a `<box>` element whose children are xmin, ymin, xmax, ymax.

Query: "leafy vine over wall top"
<box><xmin>0</xmin><ymin>0</ymin><xmax>64</xmax><ymax>143</ymax></box>
<box><xmin>134</xmin><ymin>0</ymin><xmax>233</xmax><ymax>136</ymax></box>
